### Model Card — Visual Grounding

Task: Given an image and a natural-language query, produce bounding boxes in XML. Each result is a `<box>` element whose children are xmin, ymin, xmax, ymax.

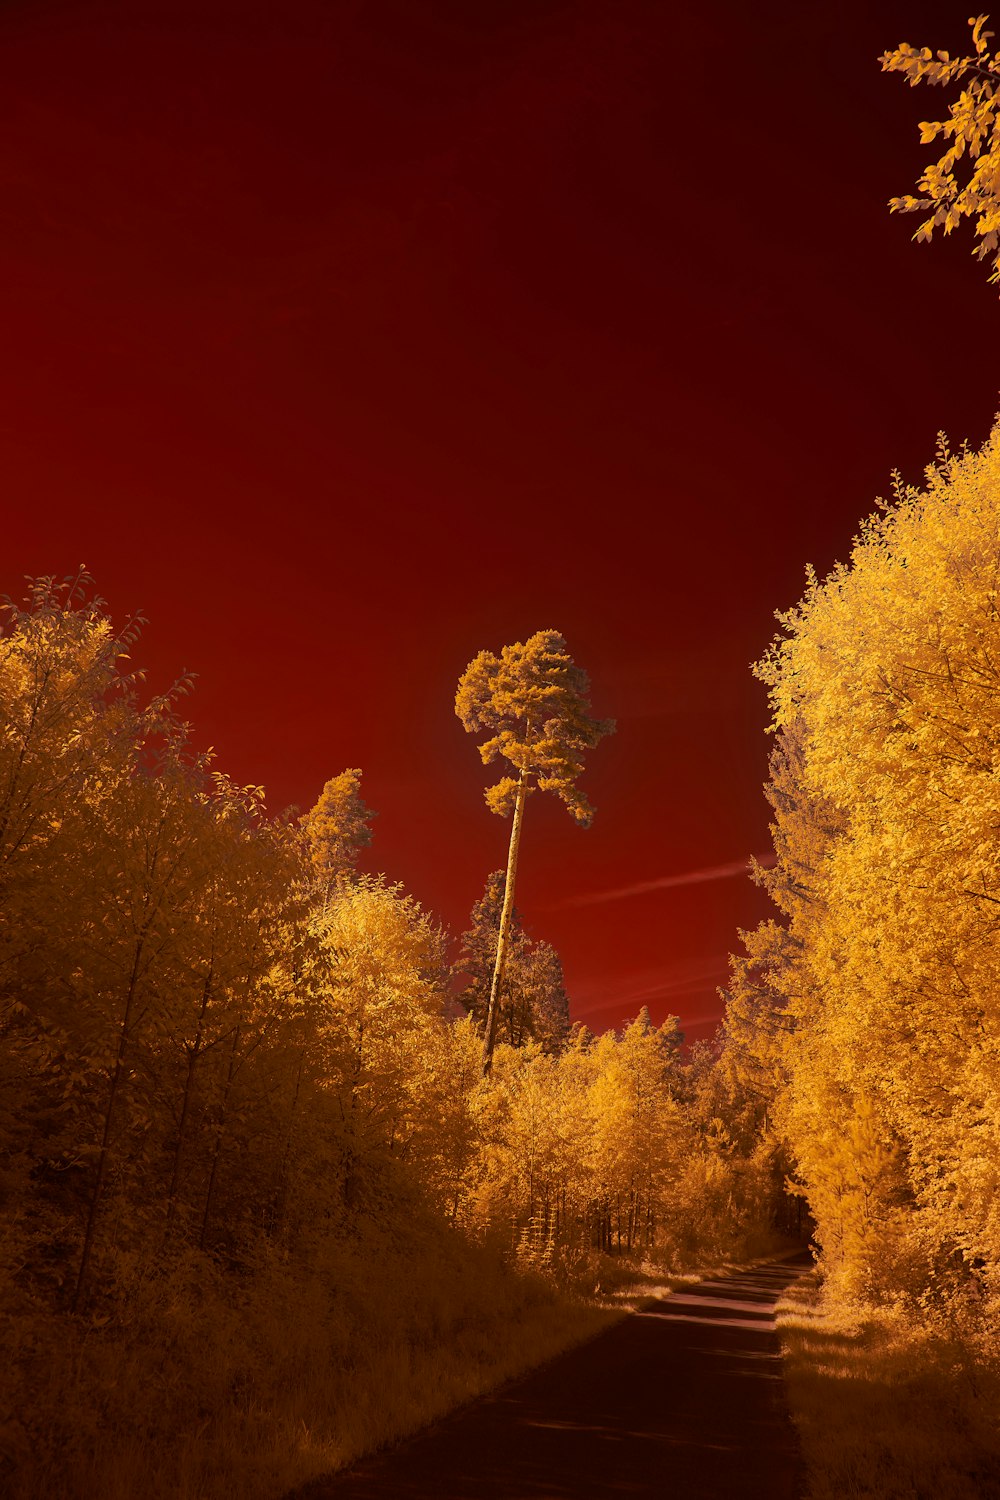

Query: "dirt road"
<box><xmin>295</xmin><ymin>1252</ymin><xmax>812</xmax><ymax>1499</ymax></box>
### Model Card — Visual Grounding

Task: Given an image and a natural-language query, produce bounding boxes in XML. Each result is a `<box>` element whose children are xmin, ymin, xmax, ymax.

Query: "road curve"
<box><xmin>293</xmin><ymin>1252</ymin><xmax>812</xmax><ymax>1500</ymax></box>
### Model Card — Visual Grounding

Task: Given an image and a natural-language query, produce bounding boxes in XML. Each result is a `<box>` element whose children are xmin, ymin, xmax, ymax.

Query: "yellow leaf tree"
<box><xmin>745</xmin><ymin>420</ymin><xmax>1000</xmax><ymax>1304</ymax></box>
<box><xmin>882</xmin><ymin>14</ymin><xmax>1000</xmax><ymax>286</ymax></box>
<box><xmin>301</xmin><ymin>767</ymin><xmax>375</xmax><ymax>891</ymax></box>
<box><xmin>455</xmin><ymin>630</ymin><xmax>613</xmax><ymax>1075</ymax></box>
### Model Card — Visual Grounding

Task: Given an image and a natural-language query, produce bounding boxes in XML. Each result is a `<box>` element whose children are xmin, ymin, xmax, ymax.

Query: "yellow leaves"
<box><xmin>310</xmin><ymin>876</ymin><xmax>446</xmax><ymax>1037</ymax></box>
<box><xmin>972</xmin><ymin>13</ymin><xmax>997</xmax><ymax>57</ymax></box>
<box><xmin>301</xmin><ymin>768</ymin><xmax>375</xmax><ymax>883</ymax></box>
<box><xmin>882</xmin><ymin>16</ymin><xmax>1000</xmax><ymax>286</ymax></box>
<box><xmin>455</xmin><ymin>629</ymin><xmax>614</xmax><ymax>823</ymax></box>
<box><xmin>484</xmin><ymin>776</ymin><xmax>523</xmax><ymax>818</ymax></box>
<box><xmin>745</xmin><ymin>416</ymin><xmax>1000</xmax><ymax>1305</ymax></box>
<box><xmin>462</xmin><ymin>1012</ymin><xmax>695</xmax><ymax>1254</ymax></box>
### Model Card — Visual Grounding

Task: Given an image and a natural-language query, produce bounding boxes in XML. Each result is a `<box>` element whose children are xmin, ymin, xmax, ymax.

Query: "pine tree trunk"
<box><xmin>482</xmin><ymin>770</ymin><xmax>527</xmax><ymax>1076</ymax></box>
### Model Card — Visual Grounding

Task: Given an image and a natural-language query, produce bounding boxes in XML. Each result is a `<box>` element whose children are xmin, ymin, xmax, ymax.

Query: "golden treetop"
<box><xmin>455</xmin><ymin>628</ymin><xmax>614</xmax><ymax>824</ymax></box>
<box><xmin>302</xmin><ymin>767</ymin><xmax>375</xmax><ymax>883</ymax></box>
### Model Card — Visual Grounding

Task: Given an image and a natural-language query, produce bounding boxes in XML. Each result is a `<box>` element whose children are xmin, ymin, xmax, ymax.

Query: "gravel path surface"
<box><xmin>293</xmin><ymin>1252</ymin><xmax>812</xmax><ymax>1499</ymax></box>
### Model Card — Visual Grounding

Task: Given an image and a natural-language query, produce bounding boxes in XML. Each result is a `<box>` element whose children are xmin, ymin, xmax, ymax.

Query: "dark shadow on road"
<box><xmin>289</xmin><ymin>1252</ymin><xmax>813</xmax><ymax>1500</ymax></box>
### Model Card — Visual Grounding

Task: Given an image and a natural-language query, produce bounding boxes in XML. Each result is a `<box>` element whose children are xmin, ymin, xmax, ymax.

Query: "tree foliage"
<box><xmin>456</xmin><ymin>628</ymin><xmax>614</xmax><ymax>825</ymax></box>
<box><xmin>0</xmin><ymin>580</ymin><xmax>785</xmax><ymax>1497</ymax></box>
<box><xmin>882</xmin><ymin>14</ymin><xmax>1000</xmax><ymax>286</ymax></box>
<box><xmin>727</xmin><ymin>419</ymin><xmax>1000</xmax><ymax>1313</ymax></box>
<box><xmin>456</xmin><ymin>629</ymin><xmax>613</xmax><ymax>1073</ymax></box>
<box><xmin>301</xmin><ymin>768</ymin><xmax>375</xmax><ymax>887</ymax></box>
<box><xmin>454</xmin><ymin>870</ymin><xmax>570</xmax><ymax>1052</ymax></box>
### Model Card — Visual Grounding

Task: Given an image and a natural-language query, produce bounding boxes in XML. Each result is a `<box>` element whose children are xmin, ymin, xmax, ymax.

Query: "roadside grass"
<box><xmin>581</xmin><ymin>1230</ymin><xmax>804</xmax><ymax>1312</ymax></box>
<box><xmin>777</xmin><ymin>1272</ymin><xmax>1000</xmax><ymax>1499</ymax></box>
<box><xmin>276</xmin><ymin>1257</ymin><xmax>617</xmax><ymax>1500</ymax></box>
<box><xmin>3</xmin><ymin>1222</ymin><xmax>617</xmax><ymax>1500</ymax></box>
<box><xmin>4</xmin><ymin>1218</ymin><xmax>800</xmax><ymax>1500</ymax></box>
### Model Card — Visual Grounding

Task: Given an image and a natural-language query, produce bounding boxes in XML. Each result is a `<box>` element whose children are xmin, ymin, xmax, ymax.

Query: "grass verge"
<box><xmin>4</xmin><ymin>1223</ymin><xmax>801</xmax><ymax>1500</ymax></box>
<box><xmin>3</xmin><ymin>1222</ymin><xmax>618</xmax><ymax>1500</ymax></box>
<box><xmin>776</xmin><ymin>1271</ymin><xmax>1000</xmax><ymax>1499</ymax></box>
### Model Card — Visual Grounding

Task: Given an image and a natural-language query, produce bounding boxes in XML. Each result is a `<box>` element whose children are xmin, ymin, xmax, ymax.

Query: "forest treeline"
<box><xmin>726</xmin><ymin>418</ymin><xmax>1000</xmax><ymax>1353</ymax></box>
<box><xmin>0</xmin><ymin>575</ymin><xmax>785</xmax><ymax>1499</ymax></box>
<box><xmin>5</xmin><ymin>18</ymin><xmax>1000</xmax><ymax>1500</ymax></box>
<box><xmin>13</xmin><ymin>404</ymin><xmax>1000</xmax><ymax>1500</ymax></box>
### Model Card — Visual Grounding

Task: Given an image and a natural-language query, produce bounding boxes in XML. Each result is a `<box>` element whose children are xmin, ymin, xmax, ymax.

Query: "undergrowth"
<box><xmin>1</xmin><ymin>1206</ymin><xmax>795</xmax><ymax>1499</ymax></box>
<box><xmin>777</xmin><ymin>1271</ymin><xmax>1000</xmax><ymax>1500</ymax></box>
<box><xmin>1</xmin><ymin>1214</ymin><xmax>614</xmax><ymax>1500</ymax></box>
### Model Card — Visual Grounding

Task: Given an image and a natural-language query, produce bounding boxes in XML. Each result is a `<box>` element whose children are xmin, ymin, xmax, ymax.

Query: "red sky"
<box><xmin>1</xmin><ymin>0</ymin><xmax>996</xmax><ymax>1039</ymax></box>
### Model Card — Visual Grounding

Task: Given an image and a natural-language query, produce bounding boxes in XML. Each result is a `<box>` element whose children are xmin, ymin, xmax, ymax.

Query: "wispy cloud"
<box><xmin>555</xmin><ymin>855</ymin><xmax>772</xmax><ymax>909</ymax></box>
<box><xmin>571</xmin><ymin>955</ymin><xmax>731</xmax><ymax>1021</ymax></box>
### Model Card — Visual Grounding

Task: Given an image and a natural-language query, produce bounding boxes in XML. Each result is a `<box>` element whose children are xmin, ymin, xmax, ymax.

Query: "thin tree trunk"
<box><xmin>482</xmin><ymin>769</ymin><xmax>528</xmax><ymax>1076</ymax></box>
<box><xmin>200</xmin><ymin>1024</ymin><xmax>240</xmax><ymax>1251</ymax></box>
<box><xmin>166</xmin><ymin>965</ymin><xmax>213</xmax><ymax>1231</ymax></box>
<box><xmin>273</xmin><ymin>1045</ymin><xmax>305</xmax><ymax>1236</ymax></box>
<box><xmin>72</xmin><ymin>935</ymin><xmax>145</xmax><ymax>1313</ymax></box>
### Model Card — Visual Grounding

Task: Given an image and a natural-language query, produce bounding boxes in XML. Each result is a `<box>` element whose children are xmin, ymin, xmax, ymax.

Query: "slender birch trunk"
<box><xmin>482</xmin><ymin>768</ymin><xmax>527</xmax><ymax>1077</ymax></box>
